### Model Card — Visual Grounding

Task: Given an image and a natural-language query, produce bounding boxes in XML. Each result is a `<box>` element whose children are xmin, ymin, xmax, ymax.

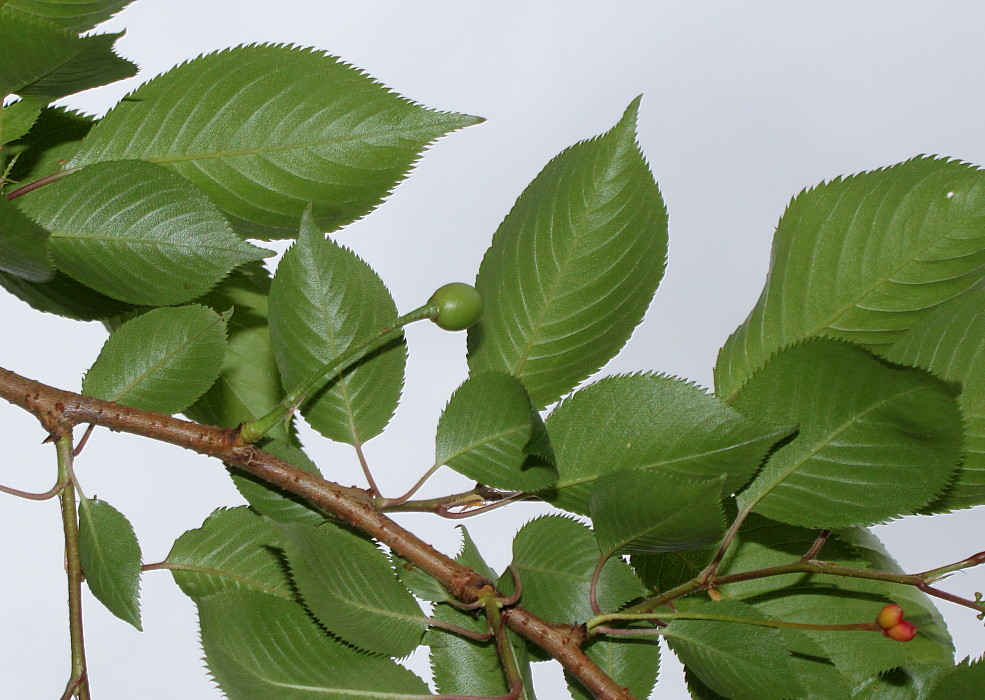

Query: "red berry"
<box><xmin>876</xmin><ymin>604</ymin><xmax>905</xmax><ymax>630</ymax></box>
<box><xmin>882</xmin><ymin>620</ymin><xmax>917</xmax><ymax>642</ymax></box>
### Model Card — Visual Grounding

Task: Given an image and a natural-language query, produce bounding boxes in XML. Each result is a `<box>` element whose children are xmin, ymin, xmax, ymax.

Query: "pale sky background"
<box><xmin>2</xmin><ymin>2</ymin><xmax>985</xmax><ymax>698</ymax></box>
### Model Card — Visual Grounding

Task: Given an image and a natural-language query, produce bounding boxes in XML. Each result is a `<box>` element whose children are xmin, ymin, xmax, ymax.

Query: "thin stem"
<box><xmin>799</xmin><ymin>530</ymin><xmax>831</xmax><ymax>562</ymax></box>
<box><xmin>589</xmin><ymin>556</ymin><xmax>605</xmax><ymax>616</ymax></box>
<box><xmin>5</xmin><ymin>168</ymin><xmax>81</xmax><ymax>200</ymax></box>
<box><xmin>73</xmin><ymin>424</ymin><xmax>96</xmax><ymax>457</ymax></box>
<box><xmin>919</xmin><ymin>550</ymin><xmax>985</xmax><ymax>583</ymax></box>
<box><xmin>56</xmin><ymin>434</ymin><xmax>90</xmax><ymax>700</ymax></box>
<box><xmin>380</xmin><ymin>461</ymin><xmax>445</xmax><ymax>508</ymax></box>
<box><xmin>0</xmin><ymin>477</ymin><xmax>66</xmax><ymax>501</ymax></box>
<box><xmin>240</xmin><ymin>305</ymin><xmax>435</xmax><ymax>442</ymax></box>
<box><xmin>696</xmin><ymin>506</ymin><xmax>752</xmax><ymax>585</ymax></box>
<box><xmin>589</xmin><ymin>611</ymin><xmax>880</xmax><ymax>636</ymax></box>
<box><xmin>382</xmin><ymin>484</ymin><xmax>521</xmax><ymax>513</ymax></box>
<box><xmin>486</xmin><ymin>598</ymin><xmax>524</xmax><ymax>700</ymax></box>
<box><xmin>436</xmin><ymin>496</ymin><xmax>524</xmax><ymax>519</ymax></box>
<box><xmin>352</xmin><ymin>441</ymin><xmax>380</xmax><ymax>498</ymax></box>
<box><xmin>426</xmin><ymin>617</ymin><xmax>493</xmax><ymax>642</ymax></box>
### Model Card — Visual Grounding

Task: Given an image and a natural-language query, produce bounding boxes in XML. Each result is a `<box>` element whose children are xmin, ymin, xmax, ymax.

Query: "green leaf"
<box><xmin>184</xmin><ymin>263</ymin><xmax>291</xmax><ymax>442</ymax></box>
<box><xmin>5</xmin><ymin>107</ymin><xmax>94</xmax><ymax>186</ymax></box>
<box><xmin>566</xmin><ymin>635</ymin><xmax>660</xmax><ymax>700</ymax></box>
<box><xmin>69</xmin><ymin>44</ymin><xmax>481</xmax><ymax>238</ymax></box>
<box><xmin>77</xmin><ymin>497</ymin><xmax>141</xmax><ymax>630</ymax></box>
<box><xmin>0</xmin><ymin>268</ymin><xmax>133</xmax><ymax>321</ymax></box>
<box><xmin>543</xmin><ymin>372</ymin><xmax>791</xmax><ymax>515</ymax></box>
<box><xmin>3</xmin><ymin>0</ymin><xmax>137</xmax><ymax>33</ymax></box>
<box><xmin>665</xmin><ymin>600</ymin><xmax>805</xmax><ymax>700</ymax></box>
<box><xmin>591</xmin><ymin>469</ymin><xmax>726</xmax><ymax>556</ymax></box>
<box><xmin>467</xmin><ymin>98</ymin><xmax>668</xmax><ymax>408</ymax></box>
<box><xmin>716</xmin><ymin>156</ymin><xmax>985</xmax><ymax>399</ymax></box>
<box><xmin>269</xmin><ymin>213</ymin><xmax>405</xmax><ymax>445</ymax></box>
<box><xmin>926</xmin><ymin>657</ymin><xmax>985</xmax><ymax>700</ymax></box>
<box><xmin>82</xmin><ymin>305</ymin><xmax>227</xmax><ymax>414</ymax></box>
<box><xmin>732</xmin><ymin>338</ymin><xmax>963</xmax><ymax>528</ymax></box>
<box><xmin>885</xmin><ymin>288</ymin><xmax>985</xmax><ymax>510</ymax></box>
<box><xmin>17</xmin><ymin>160</ymin><xmax>270</xmax><ymax>305</ymax></box>
<box><xmin>165</xmin><ymin>506</ymin><xmax>292</xmax><ymax>601</ymax></box>
<box><xmin>395</xmin><ymin>526</ymin><xmax>493</xmax><ymax>604</ymax></box>
<box><xmin>631</xmin><ymin>549</ymin><xmax>713</xmax><ymax>601</ymax></box>
<box><xmin>0</xmin><ymin>196</ymin><xmax>52</xmax><ymax>282</ymax></box>
<box><xmin>278</xmin><ymin>522</ymin><xmax>425</xmax><ymax>657</ymax></box>
<box><xmin>505</xmin><ymin>515</ymin><xmax>644</xmax><ymax>624</ymax></box>
<box><xmin>231</xmin><ymin>440</ymin><xmax>328</xmax><ymax>525</ymax></box>
<box><xmin>200</xmin><ymin>591</ymin><xmax>430</xmax><ymax>700</ymax></box>
<box><xmin>852</xmin><ymin>664</ymin><xmax>953</xmax><ymax>700</ymax></box>
<box><xmin>16</xmin><ymin>32</ymin><xmax>136</xmax><ymax>101</ymax></box>
<box><xmin>0</xmin><ymin>98</ymin><xmax>44</xmax><ymax>146</ymax></box>
<box><xmin>717</xmin><ymin>513</ymin><xmax>953</xmax><ymax>683</ymax></box>
<box><xmin>435</xmin><ymin>371</ymin><xmax>555</xmax><ymax>491</ymax></box>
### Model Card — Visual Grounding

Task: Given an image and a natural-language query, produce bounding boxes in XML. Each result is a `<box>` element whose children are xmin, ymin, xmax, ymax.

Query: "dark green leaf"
<box><xmin>199</xmin><ymin>591</ymin><xmax>430</xmax><ymax>700</ymax></box>
<box><xmin>885</xmin><ymin>288</ymin><xmax>985</xmax><ymax>510</ymax></box>
<box><xmin>544</xmin><ymin>372</ymin><xmax>791</xmax><ymax>515</ymax></box>
<box><xmin>505</xmin><ymin>515</ymin><xmax>644</xmax><ymax>624</ymax></box>
<box><xmin>732</xmin><ymin>339</ymin><xmax>962</xmax><ymax>528</ymax></box>
<box><xmin>716</xmin><ymin>156</ymin><xmax>985</xmax><ymax>398</ymax></box>
<box><xmin>278</xmin><ymin>522</ymin><xmax>425</xmax><ymax>657</ymax></box>
<box><xmin>231</xmin><ymin>440</ymin><xmax>328</xmax><ymax>525</ymax></box>
<box><xmin>3</xmin><ymin>0</ymin><xmax>137</xmax><ymax>33</ymax></box>
<box><xmin>165</xmin><ymin>506</ymin><xmax>293</xmax><ymax>601</ymax></box>
<box><xmin>269</xmin><ymin>212</ymin><xmax>405</xmax><ymax>445</ymax></box>
<box><xmin>591</xmin><ymin>469</ymin><xmax>726</xmax><ymax>555</ymax></box>
<box><xmin>70</xmin><ymin>44</ymin><xmax>481</xmax><ymax>238</ymax></box>
<box><xmin>0</xmin><ymin>196</ymin><xmax>52</xmax><ymax>282</ymax></box>
<box><xmin>82</xmin><ymin>305</ymin><xmax>227</xmax><ymax>414</ymax></box>
<box><xmin>6</xmin><ymin>107</ymin><xmax>94</xmax><ymax>186</ymax></box>
<box><xmin>566</xmin><ymin>635</ymin><xmax>660</xmax><ymax>700</ymax></box>
<box><xmin>16</xmin><ymin>32</ymin><xmax>135</xmax><ymax>101</ymax></box>
<box><xmin>0</xmin><ymin>268</ymin><xmax>133</xmax><ymax>321</ymax></box>
<box><xmin>631</xmin><ymin>549</ymin><xmax>712</xmax><ymax>601</ymax></box>
<box><xmin>78</xmin><ymin>497</ymin><xmax>141</xmax><ymax>630</ymax></box>
<box><xmin>436</xmin><ymin>371</ymin><xmax>555</xmax><ymax>491</ymax></box>
<box><xmin>17</xmin><ymin>160</ymin><xmax>270</xmax><ymax>305</ymax></box>
<box><xmin>468</xmin><ymin>98</ymin><xmax>668</xmax><ymax>408</ymax></box>
<box><xmin>0</xmin><ymin>98</ymin><xmax>44</xmax><ymax>146</ymax></box>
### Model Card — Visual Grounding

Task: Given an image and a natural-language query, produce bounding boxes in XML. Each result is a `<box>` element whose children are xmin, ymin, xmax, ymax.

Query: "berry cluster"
<box><xmin>877</xmin><ymin>604</ymin><xmax>916</xmax><ymax>642</ymax></box>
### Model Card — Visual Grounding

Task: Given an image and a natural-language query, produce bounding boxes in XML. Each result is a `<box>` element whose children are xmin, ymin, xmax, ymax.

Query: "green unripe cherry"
<box><xmin>428</xmin><ymin>282</ymin><xmax>483</xmax><ymax>331</ymax></box>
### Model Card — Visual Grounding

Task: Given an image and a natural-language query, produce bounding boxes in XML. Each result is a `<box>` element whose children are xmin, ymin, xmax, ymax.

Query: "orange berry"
<box><xmin>882</xmin><ymin>620</ymin><xmax>917</xmax><ymax>642</ymax></box>
<box><xmin>876</xmin><ymin>603</ymin><xmax>905</xmax><ymax>630</ymax></box>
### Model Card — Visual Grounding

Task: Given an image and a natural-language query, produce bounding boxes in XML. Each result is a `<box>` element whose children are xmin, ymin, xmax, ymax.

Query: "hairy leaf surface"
<box><xmin>732</xmin><ymin>339</ymin><xmax>962</xmax><ymax>528</ymax></box>
<box><xmin>716</xmin><ymin>156</ymin><xmax>985</xmax><ymax>398</ymax></box>
<box><xmin>270</xmin><ymin>212</ymin><xmax>404</xmax><ymax>445</ymax></box>
<box><xmin>18</xmin><ymin>160</ymin><xmax>270</xmax><ymax>305</ymax></box>
<box><xmin>886</xmin><ymin>288</ymin><xmax>985</xmax><ymax>509</ymax></box>
<box><xmin>544</xmin><ymin>373</ymin><xmax>790</xmax><ymax>515</ymax></box>
<box><xmin>166</xmin><ymin>507</ymin><xmax>292</xmax><ymax>601</ymax></box>
<box><xmin>435</xmin><ymin>371</ymin><xmax>555</xmax><ymax>491</ymax></box>
<box><xmin>200</xmin><ymin>591</ymin><xmax>430</xmax><ymax>700</ymax></box>
<box><xmin>278</xmin><ymin>522</ymin><xmax>425</xmax><ymax>657</ymax></box>
<box><xmin>3</xmin><ymin>0</ymin><xmax>137</xmax><ymax>32</ymax></box>
<box><xmin>78</xmin><ymin>497</ymin><xmax>141</xmax><ymax>630</ymax></box>
<box><xmin>467</xmin><ymin>98</ymin><xmax>668</xmax><ymax>408</ymax></box>
<box><xmin>82</xmin><ymin>305</ymin><xmax>227</xmax><ymax>414</ymax></box>
<box><xmin>70</xmin><ymin>44</ymin><xmax>481</xmax><ymax>238</ymax></box>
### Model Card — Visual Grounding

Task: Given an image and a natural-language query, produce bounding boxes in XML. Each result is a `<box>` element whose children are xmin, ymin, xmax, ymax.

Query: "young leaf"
<box><xmin>591</xmin><ymin>469</ymin><xmax>726</xmax><ymax>556</ymax></box>
<box><xmin>544</xmin><ymin>373</ymin><xmax>791</xmax><ymax>515</ymax></box>
<box><xmin>435</xmin><ymin>371</ymin><xmax>555</xmax><ymax>491</ymax></box>
<box><xmin>3</xmin><ymin>0</ymin><xmax>138</xmax><ymax>33</ymax></box>
<box><xmin>566</xmin><ymin>635</ymin><xmax>660</xmax><ymax>700</ymax></box>
<box><xmin>69</xmin><ymin>44</ymin><xmax>482</xmax><ymax>238</ymax></box>
<box><xmin>732</xmin><ymin>339</ymin><xmax>963</xmax><ymax>528</ymax></box>
<box><xmin>199</xmin><ymin>591</ymin><xmax>430</xmax><ymax>700</ymax></box>
<box><xmin>277</xmin><ymin>522</ymin><xmax>426</xmax><ymax>657</ymax></box>
<box><xmin>885</xmin><ymin>288</ymin><xmax>985</xmax><ymax>510</ymax></box>
<box><xmin>0</xmin><ymin>196</ymin><xmax>52</xmax><ymax>282</ymax></box>
<box><xmin>269</xmin><ymin>213</ymin><xmax>405</xmax><ymax>445</ymax></box>
<box><xmin>467</xmin><ymin>98</ymin><xmax>668</xmax><ymax>408</ymax></box>
<box><xmin>715</xmin><ymin>156</ymin><xmax>985</xmax><ymax>398</ymax></box>
<box><xmin>505</xmin><ymin>515</ymin><xmax>644</xmax><ymax>624</ymax></box>
<box><xmin>77</xmin><ymin>497</ymin><xmax>141</xmax><ymax>630</ymax></box>
<box><xmin>17</xmin><ymin>160</ymin><xmax>270</xmax><ymax>305</ymax></box>
<box><xmin>82</xmin><ymin>305</ymin><xmax>227</xmax><ymax>415</ymax></box>
<box><xmin>165</xmin><ymin>507</ymin><xmax>293</xmax><ymax>601</ymax></box>
<box><xmin>230</xmin><ymin>440</ymin><xmax>328</xmax><ymax>525</ymax></box>
<box><xmin>664</xmin><ymin>600</ymin><xmax>805</xmax><ymax>700</ymax></box>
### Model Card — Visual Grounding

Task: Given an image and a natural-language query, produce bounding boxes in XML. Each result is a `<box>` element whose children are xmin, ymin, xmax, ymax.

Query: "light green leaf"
<box><xmin>717</xmin><ymin>513</ymin><xmax>953</xmax><ymax>683</ymax></box>
<box><xmin>77</xmin><ymin>497</ymin><xmax>141</xmax><ymax>630</ymax></box>
<box><xmin>70</xmin><ymin>44</ymin><xmax>481</xmax><ymax>238</ymax></box>
<box><xmin>278</xmin><ymin>522</ymin><xmax>425</xmax><ymax>657</ymax></box>
<box><xmin>166</xmin><ymin>506</ymin><xmax>292</xmax><ymax>601</ymax></box>
<box><xmin>82</xmin><ymin>305</ymin><xmax>227</xmax><ymax>415</ymax></box>
<box><xmin>3</xmin><ymin>0</ymin><xmax>137</xmax><ymax>33</ymax></box>
<box><xmin>184</xmin><ymin>263</ymin><xmax>291</xmax><ymax>442</ymax></box>
<box><xmin>732</xmin><ymin>339</ymin><xmax>962</xmax><ymax>528</ymax></box>
<box><xmin>200</xmin><ymin>591</ymin><xmax>430</xmax><ymax>700</ymax></box>
<box><xmin>436</xmin><ymin>371</ymin><xmax>555</xmax><ymax>491</ymax></box>
<box><xmin>885</xmin><ymin>288</ymin><xmax>985</xmax><ymax>510</ymax></box>
<box><xmin>716</xmin><ymin>156</ymin><xmax>985</xmax><ymax>399</ymax></box>
<box><xmin>467</xmin><ymin>97</ymin><xmax>668</xmax><ymax>409</ymax></box>
<box><xmin>269</xmin><ymin>212</ymin><xmax>405</xmax><ymax>445</ymax></box>
<box><xmin>17</xmin><ymin>160</ymin><xmax>270</xmax><ymax>305</ymax></box>
<box><xmin>665</xmin><ymin>600</ymin><xmax>805</xmax><ymax>700</ymax></box>
<box><xmin>544</xmin><ymin>372</ymin><xmax>791</xmax><ymax>515</ymax></box>
<box><xmin>0</xmin><ymin>268</ymin><xmax>133</xmax><ymax>321</ymax></box>
<box><xmin>566</xmin><ymin>635</ymin><xmax>660</xmax><ymax>700</ymax></box>
<box><xmin>591</xmin><ymin>469</ymin><xmax>726</xmax><ymax>556</ymax></box>
<box><xmin>505</xmin><ymin>515</ymin><xmax>644</xmax><ymax>624</ymax></box>
<box><xmin>852</xmin><ymin>664</ymin><xmax>953</xmax><ymax>700</ymax></box>
<box><xmin>0</xmin><ymin>196</ymin><xmax>52</xmax><ymax>282</ymax></box>
<box><xmin>231</xmin><ymin>440</ymin><xmax>328</xmax><ymax>525</ymax></box>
